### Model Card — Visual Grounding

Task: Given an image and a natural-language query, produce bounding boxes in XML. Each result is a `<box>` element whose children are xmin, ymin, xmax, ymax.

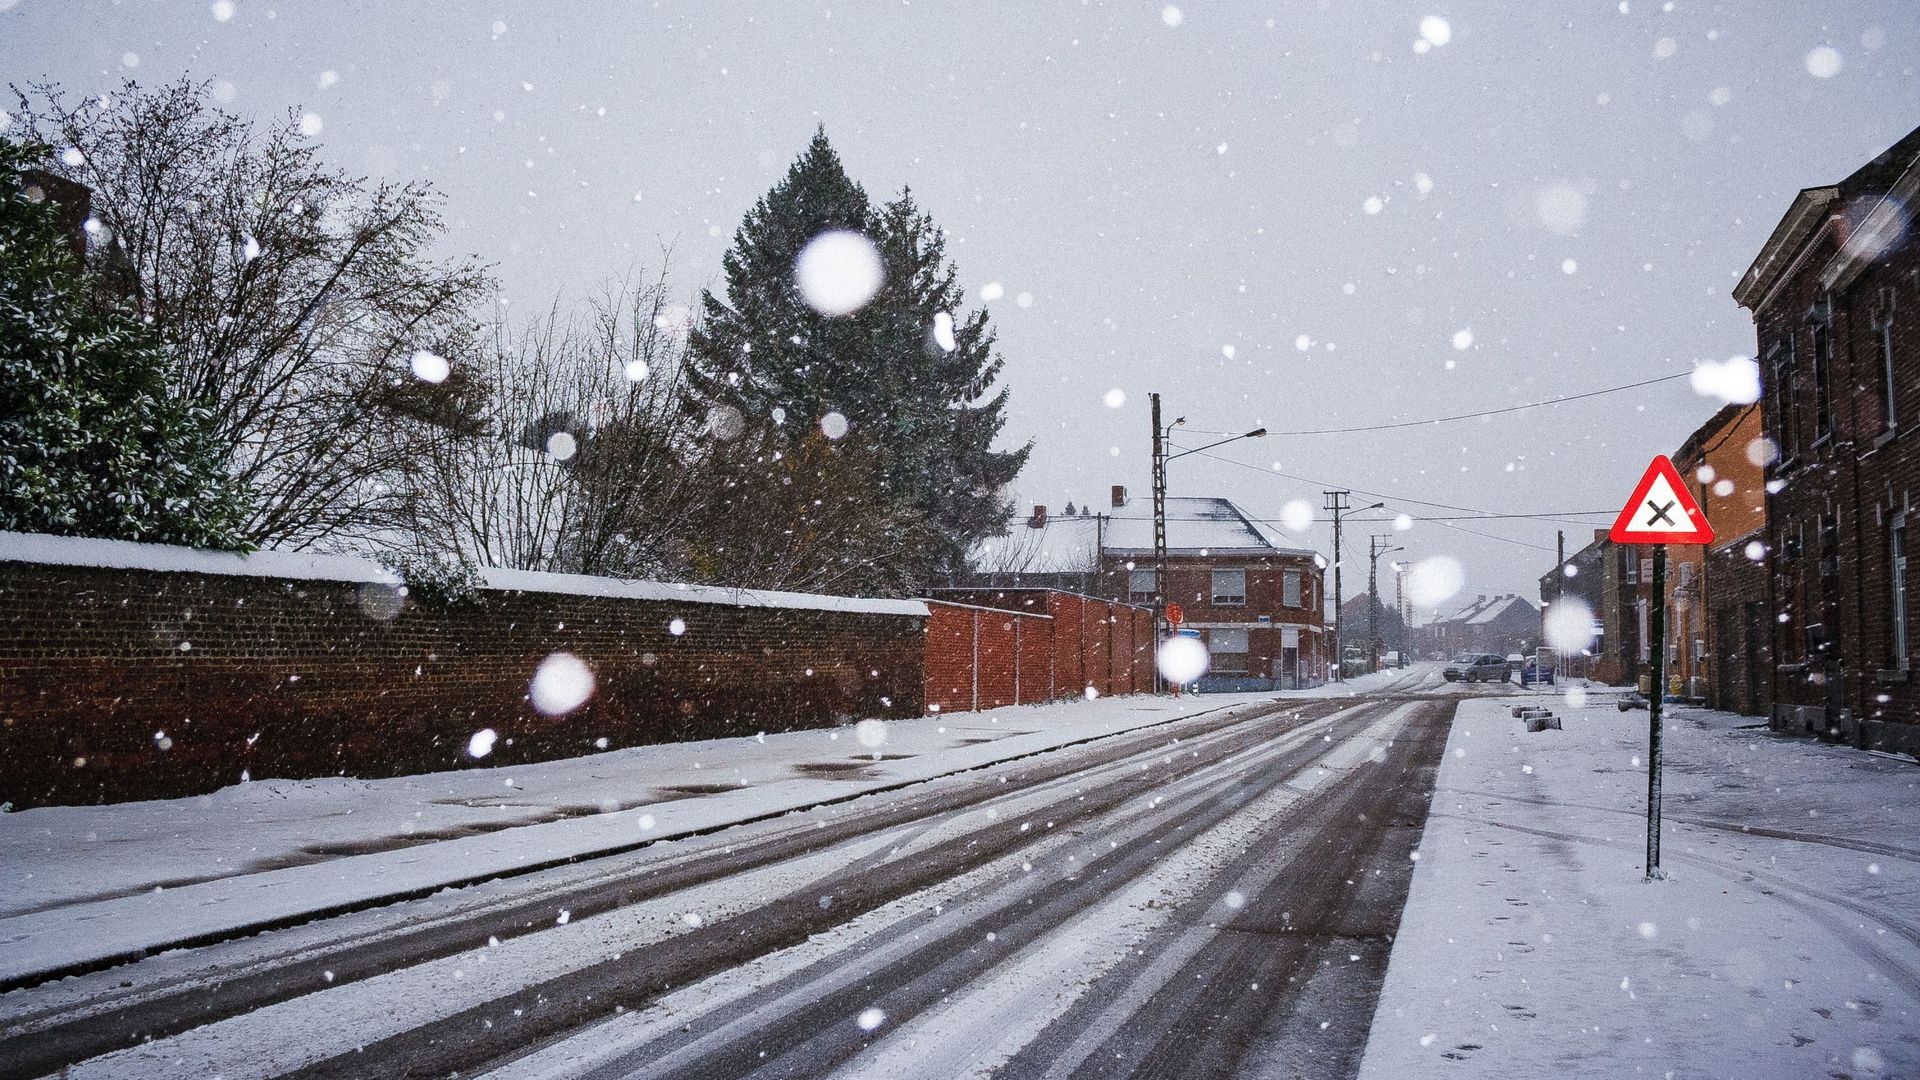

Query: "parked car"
<box><xmin>1443</xmin><ymin>653</ymin><xmax>1510</xmax><ymax>682</ymax></box>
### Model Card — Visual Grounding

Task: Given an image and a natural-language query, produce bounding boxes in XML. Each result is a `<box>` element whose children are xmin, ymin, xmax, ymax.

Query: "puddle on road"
<box><xmin>792</xmin><ymin>761</ymin><xmax>872</xmax><ymax>779</ymax></box>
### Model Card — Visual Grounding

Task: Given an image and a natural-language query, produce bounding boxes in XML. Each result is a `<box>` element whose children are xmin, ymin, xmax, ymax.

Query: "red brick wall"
<box><xmin>0</xmin><ymin>560</ymin><xmax>926</xmax><ymax>808</ymax></box>
<box><xmin>924</xmin><ymin>590</ymin><xmax>1157</xmax><ymax>706</ymax></box>
<box><xmin>923</xmin><ymin>601</ymin><xmax>1056</xmax><ymax>713</ymax></box>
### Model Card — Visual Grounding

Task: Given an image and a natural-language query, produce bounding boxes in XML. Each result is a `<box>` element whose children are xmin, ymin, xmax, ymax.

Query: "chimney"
<box><xmin>1111</xmin><ymin>485</ymin><xmax>1128</xmax><ymax>508</ymax></box>
<box><xmin>1028</xmin><ymin>504</ymin><xmax>1048</xmax><ymax>529</ymax></box>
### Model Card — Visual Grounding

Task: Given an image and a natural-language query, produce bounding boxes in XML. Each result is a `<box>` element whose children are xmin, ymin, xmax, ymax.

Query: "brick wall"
<box><xmin>1705</xmin><ymin>535</ymin><xmax>1772</xmax><ymax>716</ymax></box>
<box><xmin>0</xmin><ymin>540</ymin><xmax>927</xmax><ymax>808</ymax></box>
<box><xmin>927</xmin><ymin>589</ymin><xmax>1156</xmax><ymax>700</ymax></box>
<box><xmin>923</xmin><ymin>600</ymin><xmax>1055</xmax><ymax>713</ymax></box>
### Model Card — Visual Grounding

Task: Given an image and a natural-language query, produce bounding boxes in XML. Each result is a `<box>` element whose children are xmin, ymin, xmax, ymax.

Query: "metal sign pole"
<box><xmin>1645</xmin><ymin>544</ymin><xmax>1666</xmax><ymax>880</ymax></box>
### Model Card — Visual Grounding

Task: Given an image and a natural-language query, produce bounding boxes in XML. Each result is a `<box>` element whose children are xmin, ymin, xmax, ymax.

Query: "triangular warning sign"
<box><xmin>1609</xmin><ymin>455</ymin><xmax>1715</xmax><ymax>545</ymax></box>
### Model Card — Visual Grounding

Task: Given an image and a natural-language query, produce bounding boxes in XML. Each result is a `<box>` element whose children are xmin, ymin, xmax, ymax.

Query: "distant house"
<box><xmin>1089</xmin><ymin>497</ymin><xmax>1329</xmax><ymax>690</ymax></box>
<box><xmin>1338</xmin><ymin>591</ymin><xmax>1409</xmax><ymax>667</ymax></box>
<box><xmin>1424</xmin><ymin>594</ymin><xmax>1539</xmax><ymax>659</ymax></box>
<box><xmin>1539</xmin><ymin>530</ymin><xmax>1608</xmax><ymax>673</ymax></box>
<box><xmin>1733</xmin><ymin>122</ymin><xmax>1917</xmax><ymax>750</ymax></box>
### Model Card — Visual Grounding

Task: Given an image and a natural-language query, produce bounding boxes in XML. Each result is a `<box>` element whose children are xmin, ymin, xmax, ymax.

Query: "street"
<box><xmin>0</xmin><ymin>669</ymin><xmax>1481</xmax><ymax>1079</ymax></box>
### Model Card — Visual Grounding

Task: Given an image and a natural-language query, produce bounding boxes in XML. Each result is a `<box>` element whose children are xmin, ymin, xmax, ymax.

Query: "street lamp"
<box><xmin>1149</xmin><ymin>393</ymin><xmax>1266</xmax><ymax>690</ymax></box>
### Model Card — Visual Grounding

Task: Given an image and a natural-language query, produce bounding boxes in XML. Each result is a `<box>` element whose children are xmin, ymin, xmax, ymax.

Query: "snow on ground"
<box><xmin>1360</xmin><ymin>687</ymin><xmax>1920</xmax><ymax>1080</ymax></box>
<box><xmin>0</xmin><ymin>667</ymin><xmax>1415</xmax><ymax>987</ymax></box>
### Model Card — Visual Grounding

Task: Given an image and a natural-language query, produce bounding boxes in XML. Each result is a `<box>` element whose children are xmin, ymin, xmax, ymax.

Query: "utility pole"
<box><xmin>1554</xmin><ymin>529</ymin><xmax>1566</xmax><ymax>677</ymax></box>
<box><xmin>1324</xmin><ymin>490</ymin><xmax>1351</xmax><ymax>682</ymax></box>
<box><xmin>1394</xmin><ymin>562</ymin><xmax>1410</xmax><ymax>667</ymax></box>
<box><xmin>1150</xmin><ymin>393</ymin><xmax>1168</xmax><ymax>691</ymax></box>
<box><xmin>1368</xmin><ymin>534</ymin><xmax>1400</xmax><ymax>673</ymax></box>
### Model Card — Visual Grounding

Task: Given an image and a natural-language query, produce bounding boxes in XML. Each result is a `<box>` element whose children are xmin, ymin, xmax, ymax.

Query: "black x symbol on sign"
<box><xmin>1646</xmin><ymin>499</ymin><xmax>1676</xmax><ymax>526</ymax></box>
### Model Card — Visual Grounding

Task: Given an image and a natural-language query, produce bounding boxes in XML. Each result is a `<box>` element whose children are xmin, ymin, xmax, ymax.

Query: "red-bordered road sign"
<box><xmin>1165</xmin><ymin>602</ymin><xmax>1184</xmax><ymax>626</ymax></box>
<box><xmin>1609</xmin><ymin>454</ymin><xmax>1714</xmax><ymax>545</ymax></box>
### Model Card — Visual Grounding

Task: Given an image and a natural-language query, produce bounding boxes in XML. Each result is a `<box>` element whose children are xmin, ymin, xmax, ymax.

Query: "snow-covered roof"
<box><xmin>1102</xmin><ymin>497</ymin><xmax>1316</xmax><ymax>558</ymax></box>
<box><xmin>969</xmin><ymin>515</ymin><xmax>1103</xmax><ymax>576</ymax></box>
<box><xmin>0</xmin><ymin>531</ymin><xmax>929</xmax><ymax>618</ymax></box>
<box><xmin>1432</xmin><ymin>593</ymin><xmax>1538</xmax><ymax>626</ymax></box>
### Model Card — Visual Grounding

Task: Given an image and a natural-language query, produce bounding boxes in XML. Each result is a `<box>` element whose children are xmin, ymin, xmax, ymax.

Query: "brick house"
<box><xmin>1669</xmin><ymin>404</ymin><xmax>1770</xmax><ymax>714</ymax></box>
<box><xmin>1423</xmin><ymin>593</ymin><xmax>1539</xmax><ymax>659</ymax></box>
<box><xmin>1539</xmin><ymin>529</ymin><xmax>1608</xmax><ymax>674</ymax></box>
<box><xmin>1091</xmin><ymin>497</ymin><xmax>1329</xmax><ymax>690</ymax></box>
<box><xmin>1733</xmin><ymin>123</ymin><xmax>1919</xmax><ymax>752</ymax></box>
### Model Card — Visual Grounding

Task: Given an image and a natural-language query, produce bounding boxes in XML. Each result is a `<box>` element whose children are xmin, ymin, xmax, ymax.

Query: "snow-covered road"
<box><xmin>0</xmin><ymin>665</ymin><xmax>1469</xmax><ymax>1078</ymax></box>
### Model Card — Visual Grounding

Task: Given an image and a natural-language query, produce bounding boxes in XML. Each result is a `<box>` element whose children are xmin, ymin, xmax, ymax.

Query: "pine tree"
<box><xmin>869</xmin><ymin>188</ymin><xmax>1029</xmax><ymax>579</ymax></box>
<box><xmin>0</xmin><ymin>140</ymin><xmax>248</xmax><ymax>548</ymax></box>
<box><xmin>687</xmin><ymin>128</ymin><xmax>875</xmax><ymax>426</ymax></box>
<box><xmin>686</xmin><ymin>129</ymin><xmax>1028</xmax><ymax>593</ymax></box>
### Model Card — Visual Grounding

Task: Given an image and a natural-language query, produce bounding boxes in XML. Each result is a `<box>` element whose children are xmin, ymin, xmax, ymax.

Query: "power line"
<box><xmin>1173</xmin><ymin>370</ymin><xmax>1690</xmax><ymax>437</ymax></box>
<box><xmin>1169</xmin><ymin>443</ymin><xmax>1590</xmax><ymax>520</ymax></box>
<box><xmin>1161</xmin><ymin>446</ymin><xmax>1595</xmax><ymax>555</ymax></box>
<box><xmin>1090</xmin><ymin>511</ymin><xmax>1612</xmax><ymax>523</ymax></box>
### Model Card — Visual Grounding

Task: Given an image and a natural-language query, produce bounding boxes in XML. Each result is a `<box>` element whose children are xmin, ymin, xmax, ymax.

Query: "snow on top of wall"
<box><xmin>483</xmin><ymin>568</ymin><xmax>928</xmax><ymax>617</ymax></box>
<box><xmin>0</xmin><ymin>531</ymin><xmax>928</xmax><ymax>618</ymax></box>
<box><xmin>0</xmin><ymin>530</ymin><xmax>401</xmax><ymax>584</ymax></box>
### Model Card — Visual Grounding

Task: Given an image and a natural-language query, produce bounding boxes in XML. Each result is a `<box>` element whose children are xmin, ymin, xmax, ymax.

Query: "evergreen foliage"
<box><xmin>686</xmin><ymin>129</ymin><xmax>1029</xmax><ymax>594</ymax></box>
<box><xmin>0</xmin><ymin>140</ymin><xmax>249</xmax><ymax>548</ymax></box>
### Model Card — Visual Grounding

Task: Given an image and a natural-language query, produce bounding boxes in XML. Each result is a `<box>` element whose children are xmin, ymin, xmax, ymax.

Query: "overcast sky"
<box><xmin>5</xmin><ymin>1</ymin><xmax>1916</xmax><ymax>612</ymax></box>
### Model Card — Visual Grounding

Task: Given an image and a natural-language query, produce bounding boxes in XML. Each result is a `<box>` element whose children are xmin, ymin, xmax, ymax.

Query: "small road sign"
<box><xmin>1607</xmin><ymin>455</ymin><xmax>1715</xmax><ymax>882</ymax></box>
<box><xmin>1609</xmin><ymin>455</ymin><xmax>1714</xmax><ymax>546</ymax></box>
<box><xmin>1164</xmin><ymin>602</ymin><xmax>1184</xmax><ymax>627</ymax></box>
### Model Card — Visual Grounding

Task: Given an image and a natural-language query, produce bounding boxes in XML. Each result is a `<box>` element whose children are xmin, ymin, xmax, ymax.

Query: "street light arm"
<box><xmin>1167</xmin><ymin>428</ymin><xmax>1268</xmax><ymax>462</ymax></box>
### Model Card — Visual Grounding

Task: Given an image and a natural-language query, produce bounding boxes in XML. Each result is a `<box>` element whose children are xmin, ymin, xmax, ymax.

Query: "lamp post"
<box><xmin>1368</xmin><ymin>534</ymin><xmax>1404</xmax><ymax>673</ymax></box>
<box><xmin>1325</xmin><ymin>494</ymin><xmax>1385</xmax><ymax>681</ymax></box>
<box><xmin>1149</xmin><ymin>393</ymin><xmax>1266</xmax><ymax>690</ymax></box>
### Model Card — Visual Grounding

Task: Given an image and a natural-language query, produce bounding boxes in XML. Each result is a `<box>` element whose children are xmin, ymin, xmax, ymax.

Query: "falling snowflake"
<box><xmin>530</xmin><ymin>652</ymin><xmax>594</xmax><ymax>716</ymax></box>
<box><xmin>795</xmin><ymin>230</ymin><xmax>883</xmax><ymax>316</ymax></box>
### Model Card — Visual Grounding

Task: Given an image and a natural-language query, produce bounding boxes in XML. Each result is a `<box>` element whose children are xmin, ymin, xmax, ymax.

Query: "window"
<box><xmin>1282</xmin><ymin>570</ymin><xmax>1303</xmax><ymax>608</ymax></box>
<box><xmin>1128</xmin><ymin>568</ymin><xmax>1157</xmax><ymax>602</ymax></box>
<box><xmin>1811</xmin><ymin>315</ymin><xmax>1833</xmax><ymax>442</ymax></box>
<box><xmin>1208</xmin><ymin>627</ymin><xmax>1249</xmax><ymax>672</ymax></box>
<box><xmin>1772</xmin><ymin>336</ymin><xmax>1799</xmax><ymax>460</ymax></box>
<box><xmin>1637</xmin><ymin>599</ymin><xmax>1650</xmax><ymax>661</ymax></box>
<box><xmin>1211</xmin><ymin>569</ymin><xmax>1246</xmax><ymax>606</ymax></box>
<box><xmin>1879</xmin><ymin>315</ymin><xmax>1899</xmax><ymax>432</ymax></box>
<box><xmin>1623</xmin><ymin>548</ymin><xmax>1638</xmax><ymax>584</ymax></box>
<box><xmin>1895</xmin><ymin>513</ymin><xmax>1910</xmax><ymax>671</ymax></box>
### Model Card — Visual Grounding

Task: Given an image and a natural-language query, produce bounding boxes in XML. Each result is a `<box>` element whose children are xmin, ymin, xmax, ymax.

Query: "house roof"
<box><xmin>1100</xmin><ymin>497</ymin><xmax>1318</xmax><ymax>558</ymax></box>
<box><xmin>1734</xmin><ymin>123</ymin><xmax>1920</xmax><ymax>310</ymax></box>
<box><xmin>1431</xmin><ymin>593</ymin><xmax>1537</xmax><ymax>627</ymax></box>
<box><xmin>970</xmin><ymin>514</ymin><xmax>1102</xmax><ymax>576</ymax></box>
<box><xmin>970</xmin><ymin>496</ymin><xmax>1319</xmax><ymax>573</ymax></box>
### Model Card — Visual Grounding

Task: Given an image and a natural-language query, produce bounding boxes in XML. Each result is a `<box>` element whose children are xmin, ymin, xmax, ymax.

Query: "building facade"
<box><xmin>1733</xmin><ymin>124</ymin><xmax>1919</xmax><ymax>751</ymax></box>
<box><xmin>1092</xmin><ymin>497</ymin><xmax>1329</xmax><ymax>690</ymax></box>
<box><xmin>1673</xmin><ymin>404</ymin><xmax>1772</xmax><ymax>715</ymax></box>
<box><xmin>1423</xmin><ymin>593</ymin><xmax>1540</xmax><ymax>659</ymax></box>
<box><xmin>1539</xmin><ymin>529</ymin><xmax>1608</xmax><ymax>676</ymax></box>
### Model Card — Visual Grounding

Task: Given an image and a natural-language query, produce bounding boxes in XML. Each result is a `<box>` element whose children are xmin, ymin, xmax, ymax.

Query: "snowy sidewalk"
<box><xmin>1359</xmin><ymin>688</ymin><xmax>1920</xmax><ymax>1079</ymax></box>
<box><xmin>0</xmin><ymin>667</ymin><xmax>1419</xmax><ymax>988</ymax></box>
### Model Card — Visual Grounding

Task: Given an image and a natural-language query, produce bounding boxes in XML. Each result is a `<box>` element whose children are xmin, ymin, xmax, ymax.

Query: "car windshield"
<box><xmin>1451</xmin><ymin>655</ymin><xmax>1479</xmax><ymax>664</ymax></box>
